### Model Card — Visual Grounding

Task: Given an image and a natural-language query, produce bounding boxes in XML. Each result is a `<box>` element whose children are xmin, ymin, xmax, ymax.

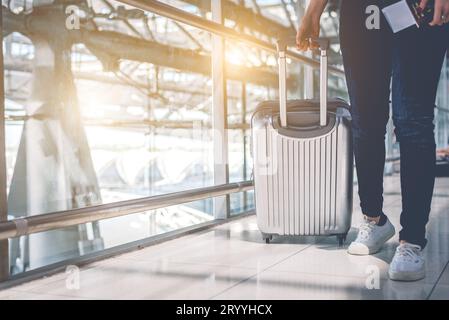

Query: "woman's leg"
<box><xmin>340</xmin><ymin>1</ymin><xmax>393</xmax><ymax>218</ymax></box>
<box><xmin>392</xmin><ymin>24</ymin><xmax>449</xmax><ymax>249</ymax></box>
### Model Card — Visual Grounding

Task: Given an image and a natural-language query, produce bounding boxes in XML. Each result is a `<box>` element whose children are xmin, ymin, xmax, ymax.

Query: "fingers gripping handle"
<box><xmin>276</xmin><ymin>37</ymin><xmax>329</xmax><ymax>128</ymax></box>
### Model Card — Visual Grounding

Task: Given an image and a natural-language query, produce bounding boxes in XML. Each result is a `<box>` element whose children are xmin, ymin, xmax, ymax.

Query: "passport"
<box><xmin>382</xmin><ymin>0</ymin><xmax>435</xmax><ymax>33</ymax></box>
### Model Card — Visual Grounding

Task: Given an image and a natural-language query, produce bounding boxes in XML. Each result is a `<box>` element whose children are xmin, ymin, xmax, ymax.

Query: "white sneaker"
<box><xmin>347</xmin><ymin>216</ymin><xmax>395</xmax><ymax>255</ymax></box>
<box><xmin>388</xmin><ymin>243</ymin><xmax>425</xmax><ymax>281</ymax></box>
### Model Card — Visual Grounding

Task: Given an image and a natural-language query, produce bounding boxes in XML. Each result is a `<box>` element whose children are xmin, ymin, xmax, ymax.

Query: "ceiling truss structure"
<box><xmin>2</xmin><ymin>0</ymin><xmax>344</xmax><ymax>126</ymax></box>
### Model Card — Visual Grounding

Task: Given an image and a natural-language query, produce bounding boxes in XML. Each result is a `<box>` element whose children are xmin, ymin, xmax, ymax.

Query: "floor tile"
<box><xmin>0</xmin><ymin>290</ymin><xmax>89</xmax><ymax>300</ymax></box>
<box><xmin>433</xmin><ymin>262</ymin><xmax>449</xmax><ymax>285</ymax></box>
<box><xmin>115</xmin><ymin>227</ymin><xmax>312</xmax><ymax>270</ymax></box>
<box><xmin>270</xmin><ymin>241</ymin><xmax>448</xmax><ymax>284</ymax></box>
<box><xmin>429</xmin><ymin>284</ymin><xmax>449</xmax><ymax>300</ymax></box>
<box><xmin>269</xmin><ymin>244</ymin><xmax>392</xmax><ymax>280</ymax></box>
<box><xmin>24</xmin><ymin>259</ymin><xmax>256</xmax><ymax>300</ymax></box>
<box><xmin>212</xmin><ymin>270</ymin><xmax>433</xmax><ymax>300</ymax></box>
<box><xmin>4</xmin><ymin>262</ymin><xmax>105</xmax><ymax>293</ymax></box>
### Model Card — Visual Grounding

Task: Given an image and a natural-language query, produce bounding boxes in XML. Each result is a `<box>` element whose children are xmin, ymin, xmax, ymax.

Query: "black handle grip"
<box><xmin>276</xmin><ymin>35</ymin><xmax>297</xmax><ymax>52</ymax></box>
<box><xmin>310</xmin><ymin>38</ymin><xmax>330</xmax><ymax>51</ymax></box>
<box><xmin>276</xmin><ymin>36</ymin><xmax>329</xmax><ymax>53</ymax></box>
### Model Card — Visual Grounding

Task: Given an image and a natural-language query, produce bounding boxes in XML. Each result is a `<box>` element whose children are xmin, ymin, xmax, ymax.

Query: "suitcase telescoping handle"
<box><xmin>276</xmin><ymin>36</ymin><xmax>330</xmax><ymax>128</ymax></box>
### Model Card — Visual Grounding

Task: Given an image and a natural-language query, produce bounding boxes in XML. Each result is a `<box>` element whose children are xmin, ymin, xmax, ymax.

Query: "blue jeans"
<box><xmin>340</xmin><ymin>0</ymin><xmax>449</xmax><ymax>248</ymax></box>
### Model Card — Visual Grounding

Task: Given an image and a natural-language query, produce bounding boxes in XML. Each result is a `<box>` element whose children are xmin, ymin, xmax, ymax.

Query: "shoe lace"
<box><xmin>357</xmin><ymin>220</ymin><xmax>376</xmax><ymax>240</ymax></box>
<box><xmin>396</xmin><ymin>243</ymin><xmax>421</xmax><ymax>261</ymax></box>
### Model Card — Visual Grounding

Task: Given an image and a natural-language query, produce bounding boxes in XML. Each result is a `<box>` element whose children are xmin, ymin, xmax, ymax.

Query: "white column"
<box><xmin>211</xmin><ymin>0</ymin><xmax>229</xmax><ymax>219</ymax></box>
<box><xmin>0</xmin><ymin>5</ymin><xmax>9</xmax><ymax>281</ymax></box>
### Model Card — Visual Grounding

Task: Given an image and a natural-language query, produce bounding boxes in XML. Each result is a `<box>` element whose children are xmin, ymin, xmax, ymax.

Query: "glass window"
<box><xmin>3</xmin><ymin>1</ymin><xmax>217</xmax><ymax>275</ymax></box>
<box><xmin>3</xmin><ymin>2</ymin><xmax>214</xmax><ymax>218</ymax></box>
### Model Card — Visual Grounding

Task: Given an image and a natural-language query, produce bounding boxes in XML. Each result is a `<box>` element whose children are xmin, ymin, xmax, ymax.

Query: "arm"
<box><xmin>420</xmin><ymin>0</ymin><xmax>449</xmax><ymax>26</ymax></box>
<box><xmin>296</xmin><ymin>0</ymin><xmax>328</xmax><ymax>51</ymax></box>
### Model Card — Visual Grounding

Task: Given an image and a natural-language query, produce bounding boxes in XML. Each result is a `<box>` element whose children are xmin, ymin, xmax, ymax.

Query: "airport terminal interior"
<box><xmin>0</xmin><ymin>0</ymin><xmax>448</xmax><ymax>299</ymax></box>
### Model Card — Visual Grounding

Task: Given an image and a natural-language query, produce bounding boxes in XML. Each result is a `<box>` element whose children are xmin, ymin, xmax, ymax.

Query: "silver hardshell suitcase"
<box><xmin>251</xmin><ymin>38</ymin><xmax>353</xmax><ymax>245</ymax></box>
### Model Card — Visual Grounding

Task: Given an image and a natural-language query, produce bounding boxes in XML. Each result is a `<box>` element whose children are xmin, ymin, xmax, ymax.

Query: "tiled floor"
<box><xmin>1</xmin><ymin>175</ymin><xmax>449</xmax><ymax>300</ymax></box>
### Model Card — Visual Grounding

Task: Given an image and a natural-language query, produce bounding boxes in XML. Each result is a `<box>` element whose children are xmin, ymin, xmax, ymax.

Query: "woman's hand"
<box><xmin>420</xmin><ymin>0</ymin><xmax>449</xmax><ymax>26</ymax></box>
<box><xmin>296</xmin><ymin>0</ymin><xmax>328</xmax><ymax>51</ymax></box>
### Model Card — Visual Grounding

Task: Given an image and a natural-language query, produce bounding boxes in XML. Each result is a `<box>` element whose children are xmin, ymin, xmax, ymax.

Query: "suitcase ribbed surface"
<box><xmin>264</xmin><ymin>129</ymin><xmax>339</xmax><ymax>235</ymax></box>
<box><xmin>253</xmin><ymin>114</ymin><xmax>352</xmax><ymax>235</ymax></box>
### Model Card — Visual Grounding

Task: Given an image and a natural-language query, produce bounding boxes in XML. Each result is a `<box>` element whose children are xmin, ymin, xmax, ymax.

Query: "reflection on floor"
<box><xmin>1</xmin><ymin>175</ymin><xmax>449</xmax><ymax>300</ymax></box>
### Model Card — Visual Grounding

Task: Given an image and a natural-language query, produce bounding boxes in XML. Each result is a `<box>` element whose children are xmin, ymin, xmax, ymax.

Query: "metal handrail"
<box><xmin>0</xmin><ymin>181</ymin><xmax>254</xmax><ymax>240</ymax></box>
<box><xmin>117</xmin><ymin>0</ymin><xmax>345</xmax><ymax>77</ymax></box>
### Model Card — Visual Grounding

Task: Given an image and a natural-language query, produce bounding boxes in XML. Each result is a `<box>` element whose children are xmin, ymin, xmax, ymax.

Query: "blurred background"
<box><xmin>1</xmin><ymin>0</ymin><xmax>448</xmax><ymax>277</ymax></box>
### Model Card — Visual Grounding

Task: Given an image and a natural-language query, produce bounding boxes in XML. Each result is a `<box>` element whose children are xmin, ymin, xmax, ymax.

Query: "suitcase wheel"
<box><xmin>262</xmin><ymin>233</ymin><xmax>273</xmax><ymax>244</ymax></box>
<box><xmin>337</xmin><ymin>234</ymin><xmax>347</xmax><ymax>247</ymax></box>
